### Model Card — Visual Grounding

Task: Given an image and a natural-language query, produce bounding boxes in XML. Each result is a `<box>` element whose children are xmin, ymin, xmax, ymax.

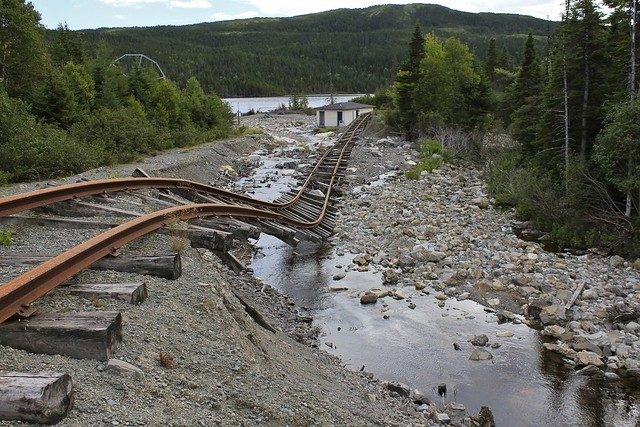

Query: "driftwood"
<box><xmin>0</xmin><ymin>372</ymin><xmax>73</xmax><ymax>424</ymax></box>
<box><xmin>64</xmin><ymin>282</ymin><xmax>147</xmax><ymax>305</ymax></box>
<box><xmin>212</xmin><ymin>250</ymin><xmax>248</xmax><ymax>274</ymax></box>
<box><xmin>0</xmin><ymin>253</ymin><xmax>182</xmax><ymax>280</ymax></box>
<box><xmin>0</xmin><ymin>312</ymin><xmax>122</xmax><ymax>360</ymax></box>
<box><xmin>565</xmin><ymin>282</ymin><xmax>587</xmax><ymax>310</ymax></box>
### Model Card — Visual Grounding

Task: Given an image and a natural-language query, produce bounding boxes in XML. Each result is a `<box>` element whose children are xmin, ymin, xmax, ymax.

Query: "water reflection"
<box><xmin>242</xmin><ymin>133</ymin><xmax>640</xmax><ymax>427</ymax></box>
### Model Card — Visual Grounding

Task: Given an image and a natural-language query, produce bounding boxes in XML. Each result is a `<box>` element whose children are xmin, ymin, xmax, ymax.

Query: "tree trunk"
<box><xmin>627</xmin><ymin>0</ymin><xmax>637</xmax><ymax>216</ymax></box>
<box><xmin>581</xmin><ymin>39</ymin><xmax>590</xmax><ymax>160</ymax></box>
<box><xmin>563</xmin><ymin>0</ymin><xmax>571</xmax><ymax>187</ymax></box>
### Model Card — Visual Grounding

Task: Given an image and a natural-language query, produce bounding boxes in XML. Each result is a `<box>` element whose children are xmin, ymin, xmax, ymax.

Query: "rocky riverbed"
<box><xmin>333</xmin><ymin>138</ymin><xmax>640</xmax><ymax>379</ymax></box>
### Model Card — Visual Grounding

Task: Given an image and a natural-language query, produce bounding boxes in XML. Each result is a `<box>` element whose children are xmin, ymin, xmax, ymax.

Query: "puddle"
<box><xmin>240</xmin><ymin>132</ymin><xmax>640</xmax><ymax>427</ymax></box>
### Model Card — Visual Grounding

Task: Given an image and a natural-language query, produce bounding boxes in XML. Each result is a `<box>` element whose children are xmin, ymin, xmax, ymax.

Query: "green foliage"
<box><xmin>0</xmin><ymin>0</ymin><xmax>48</xmax><ymax>100</ymax></box>
<box><xmin>592</xmin><ymin>98</ymin><xmax>640</xmax><ymax>198</ymax></box>
<box><xmin>411</xmin><ymin>34</ymin><xmax>494</xmax><ymax>132</ymax></box>
<box><xmin>0</xmin><ymin>228</ymin><xmax>13</xmax><ymax>246</ymax></box>
<box><xmin>0</xmin><ymin>87</ymin><xmax>101</xmax><ymax>181</ymax></box>
<box><xmin>0</xmin><ymin>4</ymin><xmax>233</xmax><ymax>185</ymax></box>
<box><xmin>406</xmin><ymin>156</ymin><xmax>444</xmax><ymax>179</ymax></box>
<box><xmin>406</xmin><ymin>138</ymin><xmax>453</xmax><ymax>179</ymax></box>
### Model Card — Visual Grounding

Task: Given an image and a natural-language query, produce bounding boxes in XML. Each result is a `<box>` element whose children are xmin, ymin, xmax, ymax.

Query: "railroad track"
<box><xmin>0</xmin><ymin>113</ymin><xmax>371</xmax><ymax>325</ymax></box>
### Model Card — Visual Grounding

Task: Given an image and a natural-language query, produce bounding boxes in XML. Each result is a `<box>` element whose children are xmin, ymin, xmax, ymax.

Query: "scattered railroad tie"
<box><xmin>64</xmin><ymin>282</ymin><xmax>148</xmax><ymax>305</ymax></box>
<box><xmin>0</xmin><ymin>253</ymin><xmax>182</xmax><ymax>280</ymax></box>
<box><xmin>0</xmin><ymin>312</ymin><xmax>122</xmax><ymax>360</ymax></box>
<box><xmin>0</xmin><ymin>372</ymin><xmax>74</xmax><ymax>424</ymax></box>
<box><xmin>0</xmin><ymin>113</ymin><xmax>371</xmax><ymax>325</ymax></box>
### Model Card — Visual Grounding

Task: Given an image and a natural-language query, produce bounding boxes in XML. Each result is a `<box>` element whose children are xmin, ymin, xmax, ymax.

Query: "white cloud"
<box><xmin>239</xmin><ymin>0</ymin><xmax>563</xmax><ymax>20</ymax></box>
<box><xmin>170</xmin><ymin>0</ymin><xmax>212</xmax><ymax>9</ymax></box>
<box><xmin>100</xmin><ymin>0</ymin><xmax>166</xmax><ymax>6</ymax></box>
<box><xmin>210</xmin><ymin>11</ymin><xmax>258</xmax><ymax>21</ymax></box>
<box><xmin>114</xmin><ymin>14</ymin><xmax>127</xmax><ymax>19</ymax></box>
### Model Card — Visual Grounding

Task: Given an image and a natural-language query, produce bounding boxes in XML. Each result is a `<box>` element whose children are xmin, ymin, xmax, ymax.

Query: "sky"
<box><xmin>30</xmin><ymin>1</ymin><xmax>564</xmax><ymax>30</ymax></box>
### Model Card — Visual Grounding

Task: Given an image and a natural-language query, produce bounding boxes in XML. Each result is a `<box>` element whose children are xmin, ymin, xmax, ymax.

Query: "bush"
<box><xmin>70</xmin><ymin>105</ymin><xmax>171</xmax><ymax>163</ymax></box>
<box><xmin>0</xmin><ymin>228</ymin><xmax>13</xmax><ymax>246</ymax></box>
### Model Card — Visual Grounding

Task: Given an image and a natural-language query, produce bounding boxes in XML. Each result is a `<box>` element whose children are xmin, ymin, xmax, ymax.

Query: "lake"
<box><xmin>223</xmin><ymin>94</ymin><xmax>366</xmax><ymax>114</ymax></box>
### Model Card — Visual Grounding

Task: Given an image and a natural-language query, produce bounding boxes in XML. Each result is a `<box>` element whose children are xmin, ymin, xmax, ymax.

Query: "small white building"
<box><xmin>315</xmin><ymin>101</ymin><xmax>374</xmax><ymax>128</ymax></box>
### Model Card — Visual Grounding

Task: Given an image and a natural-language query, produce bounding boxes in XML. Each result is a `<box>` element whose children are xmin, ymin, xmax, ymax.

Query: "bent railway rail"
<box><xmin>0</xmin><ymin>113</ymin><xmax>371</xmax><ymax>323</ymax></box>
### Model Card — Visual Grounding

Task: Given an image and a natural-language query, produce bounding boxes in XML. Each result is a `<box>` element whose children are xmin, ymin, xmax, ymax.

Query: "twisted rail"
<box><xmin>0</xmin><ymin>114</ymin><xmax>371</xmax><ymax>323</ymax></box>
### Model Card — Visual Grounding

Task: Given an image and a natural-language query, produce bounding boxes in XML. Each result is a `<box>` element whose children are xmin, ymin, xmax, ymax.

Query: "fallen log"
<box><xmin>0</xmin><ymin>372</ymin><xmax>73</xmax><ymax>424</ymax></box>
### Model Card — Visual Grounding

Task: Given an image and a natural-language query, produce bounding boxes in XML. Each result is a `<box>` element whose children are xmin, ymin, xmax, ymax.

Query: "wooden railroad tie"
<box><xmin>0</xmin><ymin>311</ymin><xmax>122</xmax><ymax>361</ymax></box>
<box><xmin>63</xmin><ymin>282</ymin><xmax>147</xmax><ymax>305</ymax></box>
<box><xmin>0</xmin><ymin>372</ymin><xmax>74</xmax><ymax>424</ymax></box>
<box><xmin>0</xmin><ymin>253</ymin><xmax>182</xmax><ymax>280</ymax></box>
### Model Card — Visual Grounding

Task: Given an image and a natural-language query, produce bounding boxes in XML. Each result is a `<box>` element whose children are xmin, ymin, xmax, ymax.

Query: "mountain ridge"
<box><xmin>72</xmin><ymin>3</ymin><xmax>554</xmax><ymax>96</ymax></box>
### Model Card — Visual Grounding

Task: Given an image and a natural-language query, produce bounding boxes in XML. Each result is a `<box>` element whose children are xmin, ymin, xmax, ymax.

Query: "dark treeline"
<box><xmin>74</xmin><ymin>4</ymin><xmax>552</xmax><ymax>97</ymax></box>
<box><xmin>0</xmin><ymin>0</ymin><xmax>233</xmax><ymax>184</ymax></box>
<box><xmin>383</xmin><ymin>0</ymin><xmax>640</xmax><ymax>257</ymax></box>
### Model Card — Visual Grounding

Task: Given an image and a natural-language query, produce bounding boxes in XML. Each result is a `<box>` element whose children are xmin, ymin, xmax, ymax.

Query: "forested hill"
<box><xmin>73</xmin><ymin>3</ymin><xmax>553</xmax><ymax>97</ymax></box>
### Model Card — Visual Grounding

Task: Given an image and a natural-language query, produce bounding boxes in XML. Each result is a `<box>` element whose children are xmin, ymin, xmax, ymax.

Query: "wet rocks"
<box><xmin>332</xmin><ymin>272</ymin><xmax>346</xmax><ymax>281</ymax></box>
<box><xmin>468</xmin><ymin>334</ymin><xmax>489</xmax><ymax>347</ymax></box>
<box><xmin>384</xmin><ymin>381</ymin><xmax>411</xmax><ymax>398</ymax></box>
<box><xmin>576</xmin><ymin>351</ymin><xmax>604</xmax><ymax>367</ymax></box>
<box><xmin>382</xmin><ymin>269</ymin><xmax>399</xmax><ymax>285</ymax></box>
<box><xmin>469</xmin><ymin>348</ymin><xmax>493</xmax><ymax>361</ymax></box>
<box><xmin>360</xmin><ymin>292</ymin><xmax>378</xmax><ymax>305</ymax></box>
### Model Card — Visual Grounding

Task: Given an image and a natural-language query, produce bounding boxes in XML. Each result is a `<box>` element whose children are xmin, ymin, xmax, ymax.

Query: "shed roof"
<box><xmin>314</xmin><ymin>101</ymin><xmax>374</xmax><ymax>111</ymax></box>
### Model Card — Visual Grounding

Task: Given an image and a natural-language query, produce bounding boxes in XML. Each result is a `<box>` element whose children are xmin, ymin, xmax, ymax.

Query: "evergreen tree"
<box><xmin>0</xmin><ymin>0</ymin><xmax>47</xmax><ymax>100</ymax></box>
<box><xmin>508</xmin><ymin>33</ymin><xmax>543</xmax><ymax>153</ymax></box>
<box><xmin>394</xmin><ymin>24</ymin><xmax>424</xmax><ymax>140</ymax></box>
<box><xmin>51</xmin><ymin>23</ymin><xmax>84</xmax><ymax>66</ymax></box>
<box><xmin>485</xmin><ymin>37</ymin><xmax>497</xmax><ymax>81</ymax></box>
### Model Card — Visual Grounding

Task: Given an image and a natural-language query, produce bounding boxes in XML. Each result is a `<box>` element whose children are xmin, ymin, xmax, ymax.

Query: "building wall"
<box><xmin>317</xmin><ymin>107</ymin><xmax>374</xmax><ymax>127</ymax></box>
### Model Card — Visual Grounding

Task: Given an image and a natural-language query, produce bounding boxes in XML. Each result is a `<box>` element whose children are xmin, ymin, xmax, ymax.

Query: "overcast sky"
<box><xmin>30</xmin><ymin>0</ymin><xmax>563</xmax><ymax>30</ymax></box>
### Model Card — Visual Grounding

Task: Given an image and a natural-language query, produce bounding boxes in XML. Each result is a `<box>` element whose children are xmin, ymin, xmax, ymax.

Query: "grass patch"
<box><xmin>235</xmin><ymin>126</ymin><xmax>263</xmax><ymax>136</ymax></box>
<box><xmin>0</xmin><ymin>228</ymin><xmax>13</xmax><ymax>246</ymax></box>
<box><xmin>406</xmin><ymin>139</ymin><xmax>452</xmax><ymax>179</ymax></box>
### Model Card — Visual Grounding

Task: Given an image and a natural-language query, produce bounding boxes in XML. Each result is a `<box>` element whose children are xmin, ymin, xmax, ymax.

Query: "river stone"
<box><xmin>360</xmin><ymin>293</ymin><xmax>378</xmax><ymax>305</ymax></box>
<box><xmin>576</xmin><ymin>350</ymin><xmax>604</xmax><ymax>367</ymax></box>
<box><xmin>469</xmin><ymin>348</ymin><xmax>493</xmax><ymax>361</ymax></box>
<box><xmin>487</xmin><ymin>298</ymin><xmax>500</xmax><ymax>307</ymax></box>
<box><xmin>542</xmin><ymin>325</ymin><xmax>567</xmax><ymax>339</ymax></box>
<box><xmin>385</xmin><ymin>381</ymin><xmax>411</xmax><ymax>398</ymax></box>
<box><xmin>382</xmin><ymin>269</ymin><xmax>399</xmax><ymax>284</ymax></box>
<box><xmin>496</xmin><ymin>331</ymin><xmax>514</xmax><ymax>338</ymax></box>
<box><xmin>105</xmin><ymin>359</ymin><xmax>144</xmax><ymax>379</ymax></box>
<box><xmin>468</xmin><ymin>334</ymin><xmax>489</xmax><ymax>346</ymax></box>
<box><xmin>457</xmin><ymin>292</ymin><xmax>470</xmax><ymax>301</ymax></box>
<box><xmin>610</xmin><ymin>255</ymin><xmax>625</xmax><ymax>268</ymax></box>
<box><xmin>540</xmin><ymin>305</ymin><xmax>566</xmax><ymax>325</ymax></box>
<box><xmin>332</xmin><ymin>272</ymin><xmax>346</xmax><ymax>281</ymax></box>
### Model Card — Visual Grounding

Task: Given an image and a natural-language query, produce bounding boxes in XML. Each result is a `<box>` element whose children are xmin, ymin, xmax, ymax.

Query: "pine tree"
<box><xmin>0</xmin><ymin>0</ymin><xmax>48</xmax><ymax>100</ymax></box>
<box><xmin>485</xmin><ymin>37</ymin><xmax>497</xmax><ymax>81</ymax></box>
<box><xmin>394</xmin><ymin>24</ymin><xmax>424</xmax><ymax>140</ymax></box>
<box><xmin>509</xmin><ymin>33</ymin><xmax>543</xmax><ymax>153</ymax></box>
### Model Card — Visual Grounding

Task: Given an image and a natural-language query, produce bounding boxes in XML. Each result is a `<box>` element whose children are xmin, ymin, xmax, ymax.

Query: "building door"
<box><xmin>356</xmin><ymin>110</ymin><xmax>359</xmax><ymax>117</ymax></box>
<box><xmin>319</xmin><ymin>111</ymin><xmax>325</xmax><ymax>126</ymax></box>
<box><xmin>337</xmin><ymin>111</ymin><xmax>343</xmax><ymax>125</ymax></box>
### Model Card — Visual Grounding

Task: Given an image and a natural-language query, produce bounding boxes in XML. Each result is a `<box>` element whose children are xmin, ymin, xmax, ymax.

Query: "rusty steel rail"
<box><xmin>0</xmin><ymin>114</ymin><xmax>371</xmax><ymax>323</ymax></box>
<box><xmin>0</xmin><ymin>113</ymin><xmax>371</xmax><ymax>218</ymax></box>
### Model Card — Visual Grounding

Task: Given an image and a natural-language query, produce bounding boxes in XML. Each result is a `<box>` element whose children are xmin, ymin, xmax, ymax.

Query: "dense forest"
<box><xmin>0</xmin><ymin>0</ymin><xmax>233</xmax><ymax>184</ymax></box>
<box><xmin>73</xmin><ymin>4</ymin><xmax>553</xmax><ymax>97</ymax></box>
<box><xmin>382</xmin><ymin>0</ymin><xmax>640</xmax><ymax>257</ymax></box>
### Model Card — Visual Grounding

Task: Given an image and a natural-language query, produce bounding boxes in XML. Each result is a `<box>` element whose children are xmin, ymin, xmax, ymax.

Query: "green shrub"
<box><xmin>406</xmin><ymin>155</ymin><xmax>444</xmax><ymax>179</ymax></box>
<box><xmin>0</xmin><ymin>228</ymin><xmax>13</xmax><ymax>246</ymax></box>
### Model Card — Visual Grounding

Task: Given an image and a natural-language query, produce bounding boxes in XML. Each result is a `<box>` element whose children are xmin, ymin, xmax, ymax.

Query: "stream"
<box><xmin>234</xmin><ymin>123</ymin><xmax>640</xmax><ymax>427</ymax></box>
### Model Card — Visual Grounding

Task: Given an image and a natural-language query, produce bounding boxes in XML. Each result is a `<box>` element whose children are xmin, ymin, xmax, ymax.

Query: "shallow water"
<box><xmin>223</xmin><ymin>94</ymin><xmax>365</xmax><ymax>114</ymax></box>
<box><xmin>240</xmin><ymin>136</ymin><xmax>640</xmax><ymax>427</ymax></box>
